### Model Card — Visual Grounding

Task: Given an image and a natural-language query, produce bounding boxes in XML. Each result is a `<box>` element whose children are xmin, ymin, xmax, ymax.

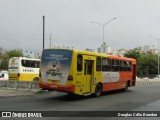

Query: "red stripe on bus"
<box><xmin>39</xmin><ymin>82</ymin><xmax>75</xmax><ymax>92</ymax></box>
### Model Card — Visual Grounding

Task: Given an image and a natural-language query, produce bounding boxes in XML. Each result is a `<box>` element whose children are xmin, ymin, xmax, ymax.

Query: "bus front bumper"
<box><xmin>39</xmin><ymin>81</ymin><xmax>75</xmax><ymax>93</ymax></box>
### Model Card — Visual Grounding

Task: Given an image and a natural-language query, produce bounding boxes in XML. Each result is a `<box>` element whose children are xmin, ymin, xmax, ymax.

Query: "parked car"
<box><xmin>0</xmin><ymin>71</ymin><xmax>9</xmax><ymax>80</ymax></box>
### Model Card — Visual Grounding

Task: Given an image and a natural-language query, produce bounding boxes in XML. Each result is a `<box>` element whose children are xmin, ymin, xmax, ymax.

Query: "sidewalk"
<box><xmin>0</xmin><ymin>89</ymin><xmax>35</xmax><ymax>96</ymax></box>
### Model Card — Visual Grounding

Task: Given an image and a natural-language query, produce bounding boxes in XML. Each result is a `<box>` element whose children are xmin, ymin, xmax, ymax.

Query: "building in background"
<box><xmin>22</xmin><ymin>50</ymin><xmax>41</xmax><ymax>59</ymax></box>
<box><xmin>136</xmin><ymin>45</ymin><xmax>158</xmax><ymax>54</ymax></box>
<box><xmin>97</xmin><ymin>42</ymin><xmax>111</xmax><ymax>54</ymax></box>
<box><xmin>97</xmin><ymin>44</ymin><xmax>159</xmax><ymax>56</ymax></box>
<box><xmin>109</xmin><ymin>49</ymin><xmax>128</xmax><ymax>56</ymax></box>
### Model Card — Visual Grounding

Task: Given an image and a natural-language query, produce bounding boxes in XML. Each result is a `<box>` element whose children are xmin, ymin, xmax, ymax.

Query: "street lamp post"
<box><xmin>91</xmin><ymin>17</ymin><xmax>116</xmax><ymax>44</ymax></box>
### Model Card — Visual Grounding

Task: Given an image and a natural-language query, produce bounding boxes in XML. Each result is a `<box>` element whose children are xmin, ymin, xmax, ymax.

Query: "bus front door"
<box><xmin>84</xmin><ymin>60</ymin><xmax>93</xmax><ymax>93</ymax></box>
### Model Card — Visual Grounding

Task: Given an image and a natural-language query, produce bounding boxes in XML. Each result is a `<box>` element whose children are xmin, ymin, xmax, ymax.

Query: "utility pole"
<box><xmin>43</xmin><ymin>16</ymin><xmax>45</xmax><ymax>50</ymax></box>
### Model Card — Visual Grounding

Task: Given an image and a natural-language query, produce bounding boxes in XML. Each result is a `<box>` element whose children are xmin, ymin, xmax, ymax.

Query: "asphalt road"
<box><xmin>0</xmin><ymin>86</ymin><xmax>160</xmax><ymax>120</ymax></box>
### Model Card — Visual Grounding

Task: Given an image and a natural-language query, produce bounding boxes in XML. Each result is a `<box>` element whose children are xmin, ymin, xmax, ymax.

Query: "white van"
<box><xmin>0</xmin><ymin>71</ymin><xmax>9</xmax><ymax>80</ymax></box>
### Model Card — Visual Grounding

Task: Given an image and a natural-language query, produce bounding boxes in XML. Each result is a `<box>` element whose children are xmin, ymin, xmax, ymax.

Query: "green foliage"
<box><xmin>0</xmin><ymin>49</ymin><xmax>23</xmax><ymax>70</ymax></box>
<box><xmin>124</xmin><ymin>49</ymin><xmax>141</xmax><ymax>60</ymax></box>
<box><xmin>1</xmin><ymin>54</ymin><xmax>9</xmax><ymax>70</ymax></box>
<box><xmin>7</xmin><ymin>49</ymin><xmax>23</xmax><ymax>58</ymax></box>
<box><xmin>124</xmin><ymin>48</ymin><xmax>158</xmax><ymax>78</ymax></box>
<box><xmin>35</xmin><ymin>89</ymin><xmax>47</xmax><ymax>94</ymax></box>
<box><xmin>0</xmin><ymin>47</ymin><xmax>5</xmax><ymax>59</ymax></box>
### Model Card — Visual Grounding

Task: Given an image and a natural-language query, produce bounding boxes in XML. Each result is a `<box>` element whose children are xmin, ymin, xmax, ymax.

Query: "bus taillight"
<box><xmin>67</xmin><ymin>75</ymin><xmax>73</xmax><ymax>80</ymax></box>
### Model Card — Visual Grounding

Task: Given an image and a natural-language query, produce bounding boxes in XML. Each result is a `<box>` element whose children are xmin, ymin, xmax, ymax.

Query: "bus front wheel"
<box><xmin>94</xmin><ymin>83</ymin><xmax>102</xmax><ymax>97</ymax></box>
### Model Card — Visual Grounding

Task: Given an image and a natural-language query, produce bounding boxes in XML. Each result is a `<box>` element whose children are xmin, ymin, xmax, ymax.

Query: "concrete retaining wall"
<box><xmin>0</xmin><ymin>80</ymin><xmax>39</xmax><ymax>91</ymax></box>
<box><xmin>0</xmin><ymin>79</ymin><xmax>160</xmax><ymax>91</ymax></box>
<box><xmin>136</xmin><ymin>78</ymin><xmax>160</xmax><ymax>86</ymax></box>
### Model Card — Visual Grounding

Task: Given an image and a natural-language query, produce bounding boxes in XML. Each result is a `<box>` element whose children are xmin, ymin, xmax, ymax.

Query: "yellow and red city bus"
<box><xmin>39</xmin><ymin>49</ymin><xmax>136</xmax><ymax>96</ymax></box>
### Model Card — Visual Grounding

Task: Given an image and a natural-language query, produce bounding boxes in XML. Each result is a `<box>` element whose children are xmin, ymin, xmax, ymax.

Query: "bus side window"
<box><xmin>126</xmin><ymin>62</ymin><xmax>132</xmax><ymax>71</ymax></box>
<box><xmin>123</xmin><ymin>61</ymin><xmax>127</xmax><ymax>71</ymax></box>
<box><xmin>111</xmin><ymin>59</ymin><xmax>114</xmax><ymax>71</ymax></box>
<box><xmin>112</xmin><ymin>59</ymin><xmax>119</xmax><ymax>71</ymax></box>
<box><xmin>120</xmin><ymin>61</ymin><xmax>123</xmax><ymax>71</ymax></box>
<box><xmin>38</xmin><ymin>62</ymin><xmax>40</xmax><ymax>68</ymax></box>
<box><xmin>77</xmin><ymin>55</ymin><xmax>82</xmax><ymax>71</ymax></box>
<box><xmin>35</xmin><ymin>61</ymin><xmax>40</xmax><ymax>68</ymax></box>
<box><xmin>26</xmin><ymin>60</ymin><xmax>30</xmax><ymax>67</ymax></box>
<box><xmin>102</xmin><ymin>58</ymin><xmax>111</xmax><ymax>71</ymax></box>
<box><xmin>22</xmin><ymin>60</ymin><xmax>26</xmax><ymax>67</ymax></box>
<box><xmin>129</xmin><ymin>62</ymin><xmax>132</xmax><ymax>71</ymax></box>
<box><xmin>107</xmin><ymin>59</ymin><xmax>111</xmax><ymax>71</ymax></box>
<box><xmin>102</xmin><ymin>58</ymin><xmax>107</xmax><ymax>71</ymax></box>
<box><xmin>96</xmin><ymin>57</ymin><xmax>101</xmax><ymax>71</ymax></box>
<box><xmin>115</xmin><ymin>60</ymin><xmax>120</xmax><ymax>71</ymax></box>
<box><xmin>31</xmin><ymin>61</ymin><xmax>35</xmax><ymax>68</ymax></box>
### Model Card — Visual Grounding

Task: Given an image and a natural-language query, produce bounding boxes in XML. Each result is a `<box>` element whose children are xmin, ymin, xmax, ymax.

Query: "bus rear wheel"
<box><xmin>94</xmin><ymin>83</ymin><xmax>102</xmax><ymax>97</ymax></box>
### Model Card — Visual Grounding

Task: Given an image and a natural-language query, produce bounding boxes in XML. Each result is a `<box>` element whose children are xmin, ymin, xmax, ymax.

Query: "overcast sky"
<box><xmin>1</xmin><ymin>0</ymin><xmax>160</xmax><ymax>52</ymax></box>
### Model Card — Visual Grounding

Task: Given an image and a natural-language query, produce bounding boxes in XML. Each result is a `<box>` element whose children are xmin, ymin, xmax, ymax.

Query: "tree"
<box><xmin>7</xmin><ymin>49</ymin><xmax>23</xmax><ymax>58</ymax></box>
<box><xmin>0</xmin><ymin>49</ymin><xmax>23</xmax><ymax>70</ymax></box>
<box><xmin>124</xmin><ymin>48</ymin><xmax>158</xmax><ymax>78</ymax></box>
<box><xmin>0</xmin><ymin>47</ymin><xmax>5</xmax><ymax>59</ymax></box>
<box><xmin>124</xmin><ymin>48</ymin><xmax>141</xmax><ymax>60</ymax></box>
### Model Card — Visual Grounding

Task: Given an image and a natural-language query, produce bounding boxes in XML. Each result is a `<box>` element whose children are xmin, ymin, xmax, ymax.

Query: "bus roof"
<box><xmin>44</xmin><ymin>48</ymin><xmax>107</xmax><ymax>57</ymax></box>
<box><xmin>43</xmin><ymin>48</ymin><xmax>136</xmax><ymax>62</ymax></box>
<box><xmin>10</xmin><ymin>57</ymin><xmax>40</xmax><ymax>61</ymax></box>
<box><xmin>107</xmin><ymin>55</ymin><xmax>136</xmax><ymax>62</ymax></box>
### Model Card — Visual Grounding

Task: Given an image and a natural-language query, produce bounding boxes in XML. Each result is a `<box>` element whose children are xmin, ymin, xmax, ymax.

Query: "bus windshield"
<box><xmin>41</xmin><ymin>49</ymin><xmax>73</xmax><ymax>85</ymax></box>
